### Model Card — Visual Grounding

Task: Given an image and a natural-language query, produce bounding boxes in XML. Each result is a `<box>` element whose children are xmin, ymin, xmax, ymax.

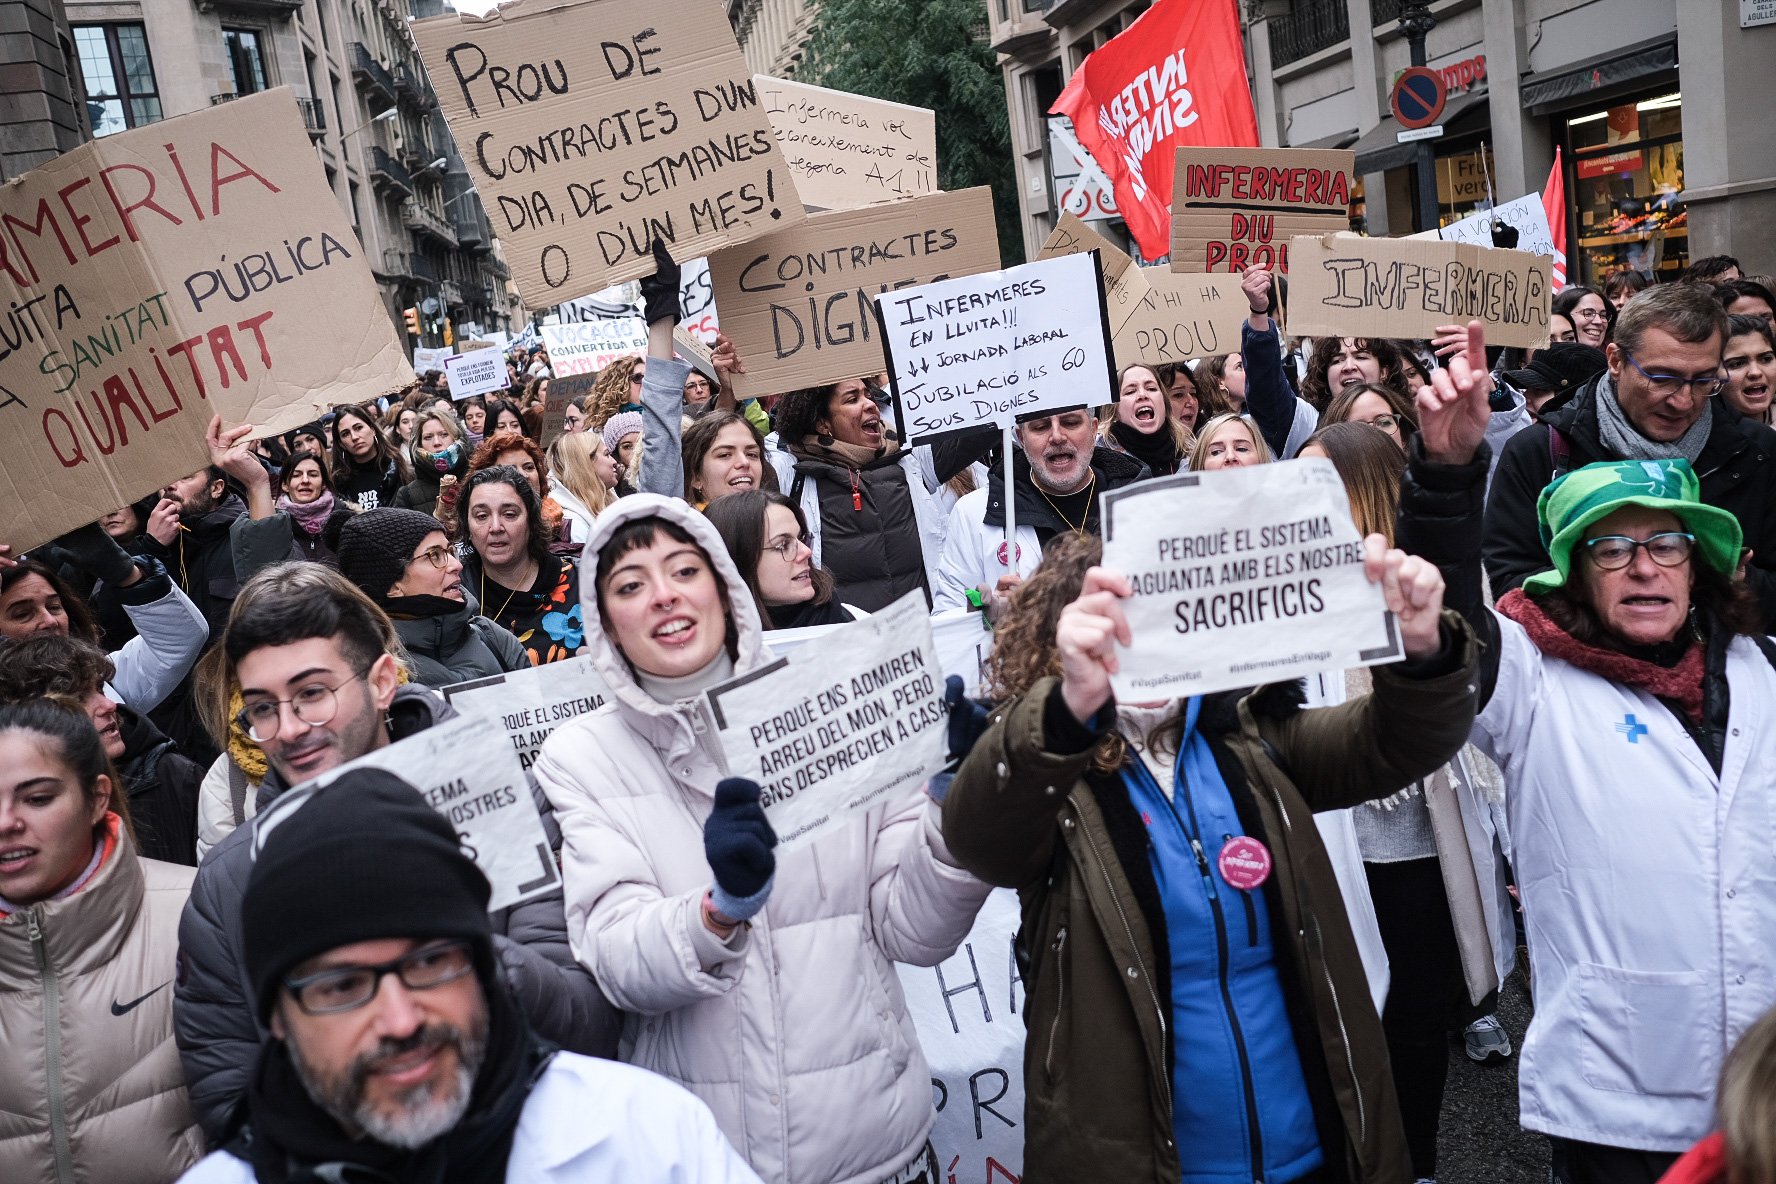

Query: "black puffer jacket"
<box><xmin>390</xmin><ymin>593</ymin><xmax>532</xmax><ymax>687</ymax></box>
<box><xmin>1484</xmin><ymin>375</ymin><xmax>1776</xmax><ymax>623</ymax></box>
<box><xmin>172</xmin><ymin>685</ymin><xmax>623</xmax><ymax>1141</ymax></box>
<box><xmin>115</xmin><ymin>706</ymin><xmax>202</xmax><ymax>866</ymax></box>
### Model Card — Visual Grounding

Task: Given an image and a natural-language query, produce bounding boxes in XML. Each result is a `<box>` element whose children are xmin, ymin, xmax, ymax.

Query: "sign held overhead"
<box><xmin>875</xmin><ymin>251</ymin><xmax>1115</xmax><ymax>446</ymax></box>
<box><xmin>1113</xmin><ymin>270</ymin><xmax>1248</xmax><ymax>368</ymax></box>
<box><xmin>707</xmin><ymin>186</ymin><xmax>1000</xmax><ymax>396</ymax></box>
<box><xmin>1100</xmin><ymin>458</ymin><xmax>1402</xmax><ymax>700</ymax></box>
<box><xmin>757</xmin><ymin>75</ymin><xmax>937</xmax><ymax>211</ymax></box>
<box><xmin>0</xmin><ymin>88</ymin><xmax>413</xmax><ymax>552</ymax></box>
<box><xmin>1170</xmin><ymin>147</ymin><xmax>1355</xmax><ymax>273</ymax></box>
<box><xmin>1287</xmin><ymin>232</ymin><xmax>1552</xmax><ymax>349</ymax></box>
<box><xmin>413</xmin><ymin>0</ymin><xmax>806</xmax><ymax>307</ymax></box>
<box><xmin>1037</xmin><ymin>212</ymin><xmax>1151</xmax><ymax>335</ymax></box>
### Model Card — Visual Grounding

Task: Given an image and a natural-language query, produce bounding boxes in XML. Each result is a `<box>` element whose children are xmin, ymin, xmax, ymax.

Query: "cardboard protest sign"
<box><xmin>1435</xmin><ymin>192</ymin><xmax>1558</xmax><ymax>259</ymax></box>
<box><xmin>0</xmin><ymin>87</ymin><xmax>412</xmax><ymax>552</ymax></box>
<box><xmin>1171</xmin><ymin>147</ymin><xmax>1355</xmax><ymax>273</ymax></box>
<box><xmin>1113</xmin><ymin>269</ymin><xmax>1248</xmax><ymax>368</ymax></box>
<box><xmin>875</xmin><ymin>252</ymin><xmax>1115</xmax><ymax>445</ymax></box>
<box><xmin>446</xmin><ymin>345</ymin><xmax>508</xmax><ymax>399</ymax></box>
<box><xmin>1288</xmin><ymin>232</ymin><xmax>1552</xmax><ymax>349</ymax></box>
<box><xmin>536</xmin><ymin>370</ymin><xmax>595</xmax><ymax>445</ymax></box>
<box><xmin>896</xmin><ymin>889</ymin><xmax>1026</xmax><ymax>1182</ymax></box>
<box><xmin>704</xmin><ymin>591</ymin><xmax>946</xmax><ymax>847</ymax></box>
<box><xmin>673</xmin><ymin>327</ymin><xmax>716</xmax><ymax>380</ymax></box>
<box><xmin>443</xmin><ymin>654</ymin><xmax>612</xmax><ymax>770</ymax></box>
<box><xmin>757</xmin><ymin>75</ymin><xmax>937</xmax><ymax>211</ymax></box>
<box><xmin>708</xmin><ymin>187</ymin><xmax>1000</xmax><ymax>396</ymax></box>
<box><xmin>1037</xmin><ymin>212</ymin><xmax>1151</xmax><ymax>335</ymax></box>
<box><xmin>766</xmin><ymin>608</ymin><xmax>992</xmax><ymax>697</ymax></box>
<box><xmin>413</xmin><ymin>0</ymin><xmax>805</xmax><ymax>307</ymax></box>
<box><xmin>295</xmin><ymin>713</ymin><xmax>559</xmax><ymax>911</ymax></box>
<box><xmin>1100</xmin><ymin>458</ymin><xmax>1401</xmax><ymax>700</ymax></box>
<box><xmin>541</xmin><ymin>317</ymin><xmax>649</xmax><ymax>376</ymax></box>
<box><xmin>413</xmin><ymin>346</ymin><xmax>454</xmax><ymax>374</ymax></box>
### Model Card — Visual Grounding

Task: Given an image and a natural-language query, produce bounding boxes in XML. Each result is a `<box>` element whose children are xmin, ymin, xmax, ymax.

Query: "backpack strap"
<box><xmin>789</xmin><ymin>471</ymin><xmax>807</xmax><ymax>505</ymax></box>
<box><xmin>228</xmin><ymin>761</ymin><xmax>250</xmax><ymax>827</ymax></box>
<box><xmin>1548</xmin><ymin>426</ymin><xmax>1573</xmax><ymax>478</ymax></box>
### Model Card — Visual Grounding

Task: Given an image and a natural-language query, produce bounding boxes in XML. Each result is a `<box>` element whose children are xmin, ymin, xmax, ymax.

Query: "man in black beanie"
<box><xmin>178</xmin><ymin>769</ymin><xmax>762</xmax><ymax>1184</ymax></box>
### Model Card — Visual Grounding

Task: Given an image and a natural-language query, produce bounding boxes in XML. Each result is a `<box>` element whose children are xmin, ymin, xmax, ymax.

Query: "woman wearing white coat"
<box><xmin>1401</xmin><ymin>324</ymin><xmax>1776</xmax><ymax>1184</ymax></box>
<box><xmin>533</xmin><ymin>494</ymin><xmax>991</xmax><ymax>1184</ymax></box>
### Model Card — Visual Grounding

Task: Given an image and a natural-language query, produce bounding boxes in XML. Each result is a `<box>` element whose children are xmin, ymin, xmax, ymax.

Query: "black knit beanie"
<box><xmin>336</xmin><ymin>508</ymin><xmax>442</xmax><ymax>604</ymax></box>
<box><xmin>242</xmin><ymin>768</ymin><xmax>493</xmax><ymax>1021</ymax></box>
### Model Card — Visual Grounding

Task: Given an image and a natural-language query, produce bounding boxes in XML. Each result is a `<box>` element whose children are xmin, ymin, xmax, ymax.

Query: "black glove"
<box><xmin>639</xmin><ymin>237</ymin><xmax>682</xmax><ymax>326</ymax></box>
<box><xmin>704</xmin><ymin>777</ymin><xmax>776</xmax><ymax>921</ymax></box>
<box><xmin>1489</xmin><ymin>219</ymin><xmax>1520</xmax><ymax>250</ymax></box>
<box><xmin>53</xmin><ymin>521</ymin><xmax>138</xmax><ymax>588</ymax></box>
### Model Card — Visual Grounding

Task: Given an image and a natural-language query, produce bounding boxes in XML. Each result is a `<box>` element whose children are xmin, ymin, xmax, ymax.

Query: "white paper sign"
<box><xmin>767</xmin><ymin>608</ymin><xmax>993</xmax><ymax>697</ymax></box>
<box><xmin>441</xmin><ymin>654</ymin><xmax>614</xmax><ymax>770</ymax></box>
<box><xmin>1435</xmin><ymin>192</ymin><xmax>1557</xmax><ymax>260</ymax></box>
<box><xmin>413</xmin><ymin>346</ymin><xmax>453</xmax><ymax>375</ymax></box>
<box><xmin>876</xmin><ymin>252</ymin><xmax>1116</xmax><ymax>445</ymax></box>
<box><xmin>1100</xmin><ymin>459</ymin><xmax>1401</xmax><ymax>699</ymax></box>
<box><xmin>446</xmin><ymin>346</ymin><xmax>508</xmax><ymax>400</ymax></box>
<box><xmin>896</xmin><ymin>889</ymin><xmax>1026</xmax><ymax>1182</ymax></box>
<box><xmin>704</xmin><ymin>591</ymin><xmax>947</xmax><ymax>847</ymax></box>
<box><xmin>542</xmin><ymin>318</ymin><xmax>651</xmax><ymax>376</ymax></box>
<box><xmin>680</xmin><ymin>256</ymin><xmax>720</xmax><ymax>344</ymax></box>
<box><xmin>298</xmin><ymin>712</ymin><xmax>559</xmax><ymax>912</ymax></box>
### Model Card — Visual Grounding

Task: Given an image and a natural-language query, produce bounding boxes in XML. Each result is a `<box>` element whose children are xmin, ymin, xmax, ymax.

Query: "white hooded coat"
<box><xmin>532</xmin><ymin>494</ymin><xmax>991</xmax><ymax>1184</ymax></box>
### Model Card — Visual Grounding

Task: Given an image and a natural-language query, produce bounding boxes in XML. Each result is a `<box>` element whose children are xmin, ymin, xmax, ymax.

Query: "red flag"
<box><xmin>1050</xmin><ymin>0</ymin><xmax>1258</xmax><ymax>262</ymax></box>
<box><xmin>1542</xmin><ymin>147</ymin><xmax>1568</xmax><ymax>292</ymax></box>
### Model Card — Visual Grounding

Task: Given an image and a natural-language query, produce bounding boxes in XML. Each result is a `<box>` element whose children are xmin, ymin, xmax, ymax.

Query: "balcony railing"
<box><xmin>380</xmin><ymin>248</ymin><xmax>414</xmax><ymax>279</ymax></box>
<box><xmin>409</xmin><ymin>253</ymin><xmax>439</xmax><ymax>283</ymax></box>
<box><xmin>1372</xmin><ymin>0</ymin><xmax>1403</xmax><ymax>22</ymax></box>
<box><xmin>439</xmin><ymin>280</ymin><xmax>464</xmax><ymax>307</ymax></box>
<box><xmin>210</xmin><ymin>92</ymin><xmax>238</xmax><ymax>105</ymax></box>
<box><xmin>402</xmin><ymin>198</ymin><xmax>458</xmax><ymax>248</ymax></box>
<box><xmin>351</xmin><ymin>43</ymin><xmax>397</xmax><ymax>104</ymax></box>
<box><xmin>296</xmin><ymin>97</ymin><xmax>325</xmax><ymax>137</ymax></box>
<box><xmin>1269</xmin><ymin>0</ymin><xmax>1350</xmax><ymax>67</ymax></box>
<box><xmin>394</xmin><ymin>64</ymin><xmax>432</xmax><ymax>109</ymax></box>
<box><xmin>369</xmin><ymin>145</ymin><xmax>414</xmax><ymax>197</ymax></box>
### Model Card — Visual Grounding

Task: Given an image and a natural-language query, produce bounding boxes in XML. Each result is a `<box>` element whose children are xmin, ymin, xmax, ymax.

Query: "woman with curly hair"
<box><xmin>586</xmin><ymin>354</ymin><xmax>645</xmax><ymax>430</ymax></box>
<box><xmin>456</xmin><ymin>466</ymin><xmax>586</xmax><ymax>665</ymax></box>
<box><xmin>943</xmin><ymin>527</ymin><xmax>1478</xmax><ymax>1183</ymax></box>
<box><xmin>1301</xmin><ymin>336</ymin><xmax>1411</xmax><ymax>411</ymax></box>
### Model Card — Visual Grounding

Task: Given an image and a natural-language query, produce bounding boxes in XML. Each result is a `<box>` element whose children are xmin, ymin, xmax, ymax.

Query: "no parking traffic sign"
<box><xmin>1391</xmin><ymin>67</ymin><xmax>1448</xmax><ymax>130</ymax></box>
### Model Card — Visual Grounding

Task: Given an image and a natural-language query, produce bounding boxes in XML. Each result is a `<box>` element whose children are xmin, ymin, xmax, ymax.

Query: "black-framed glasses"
<box><xmin>283</xmin><ymin>941</ymin><xmax>476</xmax><ymax>1015</ymax></box>
<box><xmin>1623</xmin><ymin>353</ymin><xmax>1725</xmax><ymax>399</ymax></box>
<box><xmin>235</xmin><ymin>661</ymin><xmax>374</xmax><ymax>743</ymax></box>
<box><xmin>1584</xmin><ymin>532</ymin><xmax>1696</xmax><ymax>571</ymax></box>
<box><xmin>410</xmin><ymin>544</ymin><xmax>454</xmax><ymax>571</ymax></box>
<box><xmin>765</xmin><ymin>531</ymin><xmax>813</xmax><ymax>562</ymax></box>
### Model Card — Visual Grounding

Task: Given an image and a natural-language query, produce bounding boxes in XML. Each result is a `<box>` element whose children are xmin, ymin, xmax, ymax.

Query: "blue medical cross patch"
<box><xmin>1615</xmin><ymin>714</ymin><xmax>1649</xmax><ymax>744</ymax></box>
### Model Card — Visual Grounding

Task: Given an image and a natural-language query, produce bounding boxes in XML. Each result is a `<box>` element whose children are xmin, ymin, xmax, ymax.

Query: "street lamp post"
<box><xmin>1399</xmin><ymin>0</ymin><xmax>1440</xmax><ymax>234</ymax></box>
<box><xmin>340</xmin><ymin>106</ymin><xmax>398</xmax><ymax>142</ymax></box>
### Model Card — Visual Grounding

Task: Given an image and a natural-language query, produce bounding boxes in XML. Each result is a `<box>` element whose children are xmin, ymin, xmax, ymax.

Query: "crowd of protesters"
<box><xmin>1</xmin><ymin>240</ymin><xmax>1775</xmax><ymax>1184</ymax></box>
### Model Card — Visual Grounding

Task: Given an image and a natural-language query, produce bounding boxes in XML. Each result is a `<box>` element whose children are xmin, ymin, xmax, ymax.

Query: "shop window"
<box><xmin>73</xmin><ymin>23</ymin><xmax>162</xmax><ymax>137</ymax></box>
<box><xmin>225</xmin><ymin>28</ymin><xmax>271</xmax><ymax>96</ymax></box>
<box><xmin>1566</xmin><ymin>92</ymin><xmax>1685</xmax><ymax>285</ymax></box>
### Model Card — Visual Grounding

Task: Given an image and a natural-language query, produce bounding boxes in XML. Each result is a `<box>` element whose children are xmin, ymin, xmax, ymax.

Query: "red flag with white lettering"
<box><xmin>1541</xmin><ymin>147</ymin><xmax>1568</xmax><ymax>291</ymax></box>
<box><xmin>1050</xmin><ymin>0</ymin><xmax>1258</xmax><ymax>262</ymax></box>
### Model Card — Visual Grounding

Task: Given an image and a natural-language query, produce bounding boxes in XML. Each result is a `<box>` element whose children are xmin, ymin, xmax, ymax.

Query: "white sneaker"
<box><xmin>1463</xmin><ymin>1014</ymin><xmax>1513</xmax><ymax>1063</ymax></box>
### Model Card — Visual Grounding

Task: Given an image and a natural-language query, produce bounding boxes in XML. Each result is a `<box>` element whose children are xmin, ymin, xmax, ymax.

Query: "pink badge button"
<box><xmin>1218</xmin><ymin>835</ymin><xmax>1272</xmax><ymax>891</ymax></box>
<box><xmin>996</xmin><ymin>541</ymin><xmax>1023</xmax><ymax>566</ymax></box>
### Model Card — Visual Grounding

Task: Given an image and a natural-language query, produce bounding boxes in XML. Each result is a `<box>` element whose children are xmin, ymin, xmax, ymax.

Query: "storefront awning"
<box><xmin>1289</xmin><ymin>128</ymin><xmax>1359</xmax><ymax>150</ymax></box>
<box><xmin>1520</xmin><ymin>36</ymin><xmax>1677</xmax><ymax>114</ymax></box>
<box><xmin>1351</xmin><ymin>88</ymin><xmax>1490</xmax><ymax>176</ymax></box>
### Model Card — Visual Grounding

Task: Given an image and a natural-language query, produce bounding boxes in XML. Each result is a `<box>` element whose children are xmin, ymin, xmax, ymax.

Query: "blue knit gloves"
<box><xmin>928</xmin><ymin>675</ymin><xmax>993</xmax><ymax>805</ymax></box>
<box><xmin>704</xmin><ymin>777</ymin><xmax>777</xmax><ymax>922</ymax></box>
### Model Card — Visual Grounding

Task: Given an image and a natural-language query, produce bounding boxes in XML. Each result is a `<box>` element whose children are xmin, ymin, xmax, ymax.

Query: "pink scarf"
<box><xmin>277</xmin><ymin>487</ymin><xmax>336</xmax><ymax>535</ymax></box>
<box><xmin>1496</xmin><ymin>587</ymin><xmax>1705</xmax><ymax>722</ymax></box>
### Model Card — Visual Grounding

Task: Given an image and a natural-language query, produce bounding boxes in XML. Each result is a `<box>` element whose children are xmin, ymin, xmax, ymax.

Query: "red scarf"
<box><xmin>1496</xmin><ymin>588</ymin><xmax>1705</xmax><ymax>722</ymax></box>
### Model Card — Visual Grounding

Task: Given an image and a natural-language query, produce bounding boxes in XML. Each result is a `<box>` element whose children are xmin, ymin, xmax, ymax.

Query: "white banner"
<box><xmin>445</xmin><ymin>346</ymin><xmax>508</xmax><ymax>400</ymax></box>
<box><xmin>441</xmin><ymin>654</ymin><xmax>613</xmax><ymax>771</ymax></box>
<box><xmin>1434</xmin><ymin>192</ymin><xmax>1558</xmax><ymax>260</ymax></box>
<box><xmin>896</xmin><ymin>889</ymin><xmax>1026</xmax><ymax>1182</ymax></box>
<box><xmin>413</xmin><ymin>346</ymin><xmax>453</xmax><ymax>375</ymax></box>
<box><xmin>542</xmin><ymin>318</ymin><xmax>650</xmax><ymax>377</ymax></box>
<box><xmin>704</xmin><ymin>591</ymin><xmax>947</xmax><ymax>847</ymax></box>
<box><xmin>297</xmin><ymin>712</ymin><xmax>559</xmax><ymax>912</ymax></box>
<box><xmin>877</xmin><ymin>252</ymin><xmax>1116</xmax><ymax>445</ymax></box>
<box><xmin>1100</xmin><ymin>458</ymin><xmax>1401</xmax><ymax>699</ymax></box>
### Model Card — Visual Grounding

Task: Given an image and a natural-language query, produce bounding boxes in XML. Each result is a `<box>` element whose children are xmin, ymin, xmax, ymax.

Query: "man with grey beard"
<box><xmin>176</xmin><ymin>767</ymin><xmax>760</xmax><ymax>1184</ymax></box>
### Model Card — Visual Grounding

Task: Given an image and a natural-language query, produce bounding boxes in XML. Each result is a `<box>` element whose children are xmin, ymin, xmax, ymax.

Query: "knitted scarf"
<box><xmin>794</xmin><ymin>432</ymin><xmax>902</xmax><ymax>470</ymax></box>
<box><xmin>277</xmin><ymin>488</ymin><xmax>336</xmax><ymax>535</ymax></box>
<box><xmin>1109</xmin><ymin>418</ymin><xmax>1180</xmax><ymax>477</ymax></box>
<box><xmin>1496</xmin><ymin>587</ymin><xmax>1705</xmax><ymax>721</ymax></box>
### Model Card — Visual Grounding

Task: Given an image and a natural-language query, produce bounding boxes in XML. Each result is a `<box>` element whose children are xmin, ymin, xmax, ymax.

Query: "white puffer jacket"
<box><xmin>533</xmin><ymin>495</ymin><xmax>990</xmax><ymax>1184</ymax></box>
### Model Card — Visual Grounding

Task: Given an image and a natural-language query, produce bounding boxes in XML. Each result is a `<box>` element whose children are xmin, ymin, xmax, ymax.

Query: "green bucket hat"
<box><xmin>1524</xmin><ymin>458</ymin><xmax>1742</xmax><ymax>595</ymax></box>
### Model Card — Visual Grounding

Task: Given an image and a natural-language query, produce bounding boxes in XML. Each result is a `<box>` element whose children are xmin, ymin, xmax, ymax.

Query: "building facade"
<box><xmin>0</xmin><ymin>0</ymin><xmax>88</xmax><ymax>178</ymax></box>
<box><xmin>60</xmin><ymin>0</ymin><xmax>516</xmax><ymax>353</ymax></box>
<box><xmin>727</xmin><ymin>0</ymin><xmax>822</xmax><ymax>77</ymax></box>
<box><xmin>992</xmin><ymin>0</ymin><xmax>1776</xmax><ymax>283</ymax></box>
